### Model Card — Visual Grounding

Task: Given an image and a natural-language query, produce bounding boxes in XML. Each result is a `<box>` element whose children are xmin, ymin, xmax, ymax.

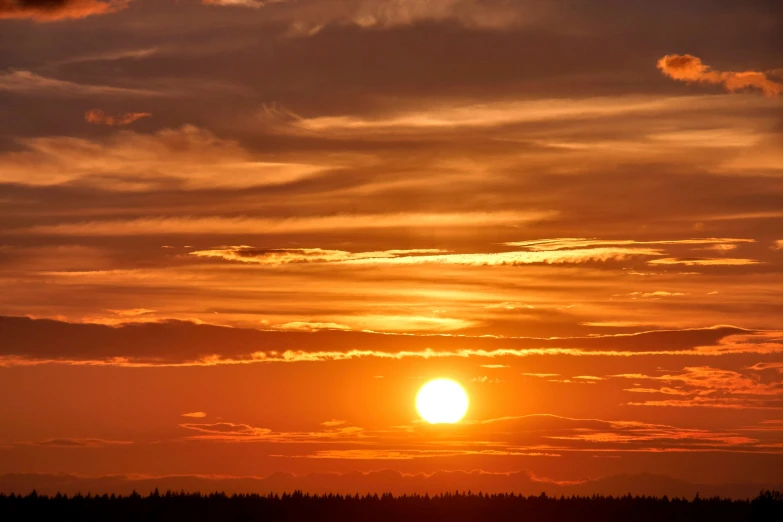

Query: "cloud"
<box><xmin>747</xmin><ymin>362</ymin><xmax>783</xmax><ymax>373</ymax></box>
<box><xmin>0</xmin><ymin>125</ymin><xmax>328</xmax><ymax>189</ymax></box>
<box><xmin>0</xmin><ymin>0</ymin><xmax>129</xmax><ymax>22</ymax></box>
<box><xmin>273</xmin><ymin>321</ymin><xmax>352</xmax><ymax>332</ymax></box>
<box><xmin>281</xmin><ymin>414</ymin><xmax>781</xmax><ymax>460</ymax></box>
<box><xmin>202</xmin><ymin>0</ymin><xmax>272</xmax><ymax>7</ymax></box>
<box><xmin>614</xmin><ymin>366</ymin><xmax>783</xmax><ymax>410</ymax></box>
<box><xmin>198</xmin><ymin>0</ymin><xmax>533</xmax><ymax>33</ymax></box>
<box><xmin>107</xmin><ymin>308</ymin><xmax>156</xmax><ymax>317</ymax></box>
<box><xmin>343</xmin><ymin>247</ymin><xmax>663</xmax><ymax>267</ymax></box>
<box><xmin>700</xmin><ymin>244</ymin><xmax>738</xmax><ymax>252</ymax></box>
<box><xmin>181</xmin><ymin>412</ymin><xmax>207</xmax><ymax>418</ymax></box>
<box><xmin>505</xmin><ymin>238</ymin><xmax>755</xmax><ymax>251</ymax></box>
<box><xmin>190</xmin><ymin>247</ymin><xmax>448</xmax><ymax>265</ymax></box>
<box><xmin>299</xmin><ymin>449</ymin><xmax>556</xmax><ymax>460</ymax></box>
<box><xmin>284</xmin><ymin>96</ymin><xmax>729</xmax><ymax>136</ymax></box>
<box><xmin>773</xmin><ymin>240</ymin><xmax>783</xmax><ymax>251</ymax></box>
<box><xmin>471</xmin><ymin>376</ymin><xmax>501</xmax><ymax>384</ymax></box>
<box><xmin>0</xmin><ymin>316</ymin><xmax>769</xmax><ymax>367</ymax></box>
<box><xmin>613</xmin><ymin>291</ymin><xmax>688</xmax><ymax>299</ymax></box>
<box><xmin>189</xmin><ymin>245</ymin><xmax>658</xmax><ymax>267</ymax></box>
<box><xmin>320</xmin><ymin>419</ymin><xmax>347</xmax><ymax>427</ymax></box>
<box><xmin>647</xmin><ymin>258</ymin><xmax>759</xmax><ymax>266</ymax></box>
<box><xmin>22</xmin><ymin>438</ymin><xmax>132</xmax><ymax>447</ymax></box>
<box><xmin>173</xmin><ymin>412</ymin><xmax>780</xmax><ymax>462</ymax></box>
<box><xmin>84</xmin><ymin>109</ymin><xmax>151</xmax><ymax>126</ymax></box>
<box><xmin>0</xmin><ymin>70</ymin><xmax>161</xmax><ymax>97</ymax></box>
<box><xmin>657</xmin><ymin>54</ymin><xmax>783</xmax><ymax>97</ymax></box>
<box><xmin>19</xmin><ymin>211</ymin><xmax>553</xmax><ymax>235</ymax></box>
<box><xmin>624</xmin><ymin>387</ymin><xmax>692</xmax><ymax>396</ymax></box>
<box><xmin>178</xmin><ymin>421</ymin><xmax>363</xmax><ymax>443</ymax></box>
<box><xmin>273</xmin><ymin>0</ymin><xmax>530</xmax><ymax>35</ymax></box>
<box><xmin>627</xmin><ymin>398</ymin><xmax>783</xmax><ymax>410</ymax></box>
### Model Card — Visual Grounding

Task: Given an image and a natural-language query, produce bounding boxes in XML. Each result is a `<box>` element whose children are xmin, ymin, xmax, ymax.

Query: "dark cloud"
<box><xmin>0</xmin><ymin>0</ymin><xmax>130</xmax><ymax>22</ymax></box>
<box><xmin>0</xmin><ymin>316</ymin><xmax>758</xmax><ymax>365</ymax></box>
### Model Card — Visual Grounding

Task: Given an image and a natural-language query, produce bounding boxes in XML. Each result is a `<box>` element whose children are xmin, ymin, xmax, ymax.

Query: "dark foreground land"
<box><xmin>1</xmin><ymin>490</ymin><xmax>782</xmax><ymax>521</ymax></box>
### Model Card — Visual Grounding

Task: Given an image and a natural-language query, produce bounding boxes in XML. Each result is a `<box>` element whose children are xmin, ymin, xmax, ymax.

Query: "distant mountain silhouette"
<box><xmin>1</xmin><ymin>470</ymin><xmax>779</xmax><ymax>500</ymax></box>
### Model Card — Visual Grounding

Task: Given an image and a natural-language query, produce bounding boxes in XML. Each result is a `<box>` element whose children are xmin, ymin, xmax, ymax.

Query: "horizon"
<box><xmin>1</xmin><ymin>0</ymin><xmax>782</xmax><ymax>503</ymax></box>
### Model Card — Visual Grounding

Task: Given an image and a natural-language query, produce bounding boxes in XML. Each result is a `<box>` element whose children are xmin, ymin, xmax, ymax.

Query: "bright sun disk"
<box><xmin>416</xmin><ymin>378</ymin><xmax>469</xmax><ymax>424</ymax></box>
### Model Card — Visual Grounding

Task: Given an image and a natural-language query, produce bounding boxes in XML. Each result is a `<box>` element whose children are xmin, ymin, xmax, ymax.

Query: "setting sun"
<box><xmin>416</xmin><ymin>379</ymin><xmax>469</xmax><ymax>424</ymax></box>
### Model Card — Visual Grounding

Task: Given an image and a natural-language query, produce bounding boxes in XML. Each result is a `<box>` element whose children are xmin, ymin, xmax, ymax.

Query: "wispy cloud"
<box><xmin>320</xmin><ymin>419</ymin><xmax>347</xmax><ymax>427</ymax></box>
<box><xmin>84</xmin><ymin>109</ymin><xmax>151</xmax><ymax>126</ymax></box>
<box><xmin>658</xmin><ymin>54</ymin><xmax>783</xmax><ymax>97</ymax></box>
<box><xmin>273</xmin><ymin>322</ymin><xmax>352</xmax><ymax>332</ymax></box>
<box><xmin>181</xmin><ymin>412</ymin><xmax>207</xmax><ymax>418</ymax></box>
<box><xmin>189</xmin><ymin>245</ymin><xmax>658</xmax><ymax>267</ymax></box>
<box><xmin>202</xmin><ymin>0</ymin><xmax>268</xmax><ymax>7</ymax></box>
<box><xmin>179</xmin><ymin>421</ymin><xmax>364</xmax><ymax>443</ymax></box>
<box><xmin>284</xmin><ymin>96</ymin><xmax>733</xmax><ymax>136</ymax></box>
<box><xmin>613</xmin><ymin>291</ymin><xmax>688</xmax><ymax>299</ymax></box>
<box><xmin>21</xmin><ymin>438</ymin><xmax>132</xmax><ymax>447</ymax></box>
<box><xmin>273</xmin><ymin>0</ymin><xmax>530</xmax><ymax>35</ymax></box>
<box><xmin>615</xmin><ymin>366</ymin><xmax>783</xmax><ymax>410</ymax></box>
<box><xmin>648</xmin><ymin>258</ymin><xmax>759</xmax><ymax>266</ymax></box>
<box><xmin>472</xmin><ymin>376</ymin><xmax>502</xmax><ymax>384</ymax></box>
<box><xmin>107</xmin><ymin>308</ymin><xmax>156</xmax><ymax>317</ymax></box>
<box><xmin>746</xmin><ymin>362</ymin><xmax>783</xmax><ymax>373</ymax></box>
<box><xmin>20</xmin><ymin>211</ymin><xmax>553</xmax><ymax>236</ymax></box>
<box><xmin>0</xmin><ymin>125</ymin><xmax>328</xmax><ymax>189</ymax></box>
<box><xmin>190</xmin><ymin>247</ymin><xmax>448</xmax><ymax>265</ymax></box>
<box><xmin>343</xmin><ymin>247</ymin><xmax>663</xmax><ymax>267</ymax></box>
<box><xmin>0</xmin><ymin>70</ymin><xmax>161</xmax><ymax>97</ymax></box>
<box><xmin>505</xmin><ymin>238</ymin><xmax>755</xmax><ymax>251</ymax></box>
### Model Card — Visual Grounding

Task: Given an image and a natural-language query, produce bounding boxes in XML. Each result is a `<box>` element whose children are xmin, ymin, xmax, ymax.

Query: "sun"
<box><xmin>416</xmin><ymin>378</ymin><xmax>469</xmax><ymax>424</ymax></box>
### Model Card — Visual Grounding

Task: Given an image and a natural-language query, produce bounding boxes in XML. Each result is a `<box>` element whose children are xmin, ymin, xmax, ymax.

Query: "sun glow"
<box><xmin>416</xmin><ymin>378</ymin><xmax>469</xmax><ymax>424</ymax></box>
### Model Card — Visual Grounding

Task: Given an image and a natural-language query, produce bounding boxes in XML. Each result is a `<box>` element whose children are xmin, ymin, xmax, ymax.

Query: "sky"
<box><xmin>1</xmin><ymin>0</ymin><xmax>782</xmax><ymax>495</ymax></box>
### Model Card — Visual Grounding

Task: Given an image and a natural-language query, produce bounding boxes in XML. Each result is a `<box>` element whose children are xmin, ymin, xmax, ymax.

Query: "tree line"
<box><xmin>1</xmin><ymin>489</ymin><xmax>781</xmax><ymax>521</ymax></box>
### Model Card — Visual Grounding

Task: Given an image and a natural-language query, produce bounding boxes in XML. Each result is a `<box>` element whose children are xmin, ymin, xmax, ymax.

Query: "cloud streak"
<box><xmin>18</xmin><ymin>211</ymin><xmax>553</xmax><ymax>235</ymax></box>
<box><xmin>506</xmin><ymin>238</ymin><xmax>755</xmax><ymax>251</ymax></box>
<box><xmin>0</xmin><ymin>125</ymin><xmax>328</xmax><ymax>189</ymax></box>
<box><xmin>190</xmin><ymin>247</ymin><xmax>448</xmax><ymax>265</ymax></box>
<box><xmin>21</xmin><ymin>438</ymin><xmax>132</xmax><ymax>447</ymax></box>
<box><xmin>189</xmin><ymin>245</ymin><xmax>661</xmax><ymax>267</ymax></box>
<box><xmin>648</xmin><ymin>257</ymin><xmax>759</xmax><ymax>266</ymax></box>
<box><xmin>343</xmin><ymin>247</ymin><xmax>663</xmax><ymax>267</ymax></box>
<box><xmin>84</xmin><ymin>109</ymin><xmax>151</xmax><ymax>126</ymax></box>
<box><xmin>0</xmin><ymin>70</ymin><xmax>161</xmax><ymax>97</ymax></box>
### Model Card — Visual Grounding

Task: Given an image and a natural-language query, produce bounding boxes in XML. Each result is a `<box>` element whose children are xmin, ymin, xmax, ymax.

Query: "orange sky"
<box><xmin>1</xmin><ymin>0</ymin><xmax>782</xmax><ymax>495</ymax></box>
